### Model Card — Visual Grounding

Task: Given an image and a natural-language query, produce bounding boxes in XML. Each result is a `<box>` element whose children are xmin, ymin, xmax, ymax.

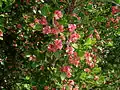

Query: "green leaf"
<box><xmin>59</xmin><ymin>17</ymin><xmax>68</xmax><ymax>26</ymax></box>
<box><xmin>80</xmin><ymin>72</ymin><xmax>87</xmax><ymax>80</ymax></box>
<box><xmin>84</xmin><ymin>38</ymin><xmax>96</xmax><ymax>46</ymax></box>
<box><xmin>84</xmin><ymin>38</ymin><xmax>92</xmax><ymax>45</ymax></box>
<box><xmin>82</xmin><ymin>16</ymin><xmax>89</xmax><ymax>24</ymax></box>
<box><xmin>0</xmin><ymin>37</ymin><xmax>3</xmax><ymax>40</ymax></box>
<box><xmin>117</xmin><ymin>30</ymin><xmax>120</xmax><ymax>35</ymax></box>
<box><xmin>0</xmin><ymin>61</ymin><xmax>4</xmax><ymax>65</ymax></box>
<box><xmin>72</xmin><ymin>43</ymin><xmax>78</xmax><ymax>49</ymax></box>
<box><xmin>91</xmin><ymin>38</ymin><xmax>96</xmax><ymax>45</ymax></box>
<box><xmin>31</xmin><ymin>62</ymin><xmax>37</xmax><ymax>68</ymax></box>
<box><xmin>87</xmin><ymin>75</ymin><xmax>94</xmax><ymax>79</ymax></box>
<box><xmin>23</xmin><ymin>84</ymin><xmax>30</xmax><ymax>90</ymax></box>
<box><xmin>2</xmin><ymin>0</ymin><xmax>7</xmax><ymax>2</ymax></box>
<box><xmin>95</xmin><ymin>16</ymin><xmax>106</xmax><ymax>22</ymax></box>
<box><xmin>0</xmin><ymin>1</ymin><xmax>2</xmax><ymax>8</ymax></box>
<box><xmin>88</xmin><ymin>27</ymin><xmax>94</xmax><ymax>31</ymax></box>
<box><xmin>0</xmin><ymin>16</ymin><xmax>4</xmax><ymax>25</ymax></box>
<box><xmin>66</xmin><ymin>85</ymin><xmax>70</xmax><ymax>90</ymax></box>
<box><xmin>115</xmin><ymin>0</ymin><xmax>120</xmax><ymax>4</ymax></box>
<box><xmin>79</xmin><ymin>31</ymin><xmax>84</xmax><ymax>38</ymax></box>
<box><xmin>41</xmin><ymin>4</ymin><xmax>50</xmax><ymax>16</ymax></box>
<box><xmin>99</xmin><ymin>76</ymin><xmax>105</xmax><ymax>83</ymax></box>
<box><xmin>107</xmin><ymin>41</ymin><xmax>113</xmax><ymax>46</ymax></box>
<box><xmin>78</xmin><ymin>12</ymin><xmax>84</xmax><ymax>17</ymax></box>
<box><xmin>32</xmin><ymin>81</ymin><xmax>37</xmax><ymax>85</ymax></box>
<box><xmin>24</xmin><ymin>52</ymin><xmax>31</xmax><ymax>58</ymax></box>
<box><xmin>34</xmin><ymin>24</ymin><xmax>42</xmax><ymax>30</ymax></box>
<box><xmin>71</xmin><ymin>17</ymin><xmax>78</xmax><ymax>24</ymax></box>
<box><xmin>60</xmin><ymin>73</ymin><xmax>66</xmax><ymax>80</ymax></box>
<box><xmin>87</xmin><ymin>5</ymin><xmax>92</xmax><ymax>9</ymax></box>
<box><xmin>92</xmin><ymin>67</ymin><xmax>101</xmax><ymax>74</ymax></box>
<box><xmin>56</xmin><ymin>82</ymin><xmax>62</xmax><ymax>88</ymax></box>
<box><xmin>25</xmin><ymin>76</ymin><xmax>30</xmax><ymax>80</ymax></box>
<box><xmin>54</xmin><ymin>51</ymin><xmax>60</xmax><ymax>59</ymax></box>
<box><xmin>77</xmin><ymin>50</ymin><xmax>85</xmax><ymax>57</ymax></box>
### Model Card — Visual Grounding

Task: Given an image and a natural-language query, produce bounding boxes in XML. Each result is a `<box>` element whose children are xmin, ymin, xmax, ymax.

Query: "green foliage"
<box><xmin>115</xmin><ymin>0</ymin><xmax>120</xmax><ymax>4</ymax></box>
<box><xmin>0</xmin><ymin>0</ymin><xmax>120</xmax><ymax>89</ymax></box>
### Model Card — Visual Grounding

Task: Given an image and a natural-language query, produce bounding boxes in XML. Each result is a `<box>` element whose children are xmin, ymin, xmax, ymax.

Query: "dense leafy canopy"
<box><xmin>0</xmin><ymin>0</ymin><xmax>120</xmax><ymax>90</ymax></box>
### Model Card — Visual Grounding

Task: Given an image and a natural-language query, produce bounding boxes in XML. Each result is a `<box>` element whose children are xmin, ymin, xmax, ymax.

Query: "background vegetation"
<box><xmin>0</xmin><ymin>0</ymin><xmax>120</xmax><ymax>89</ymax></box>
